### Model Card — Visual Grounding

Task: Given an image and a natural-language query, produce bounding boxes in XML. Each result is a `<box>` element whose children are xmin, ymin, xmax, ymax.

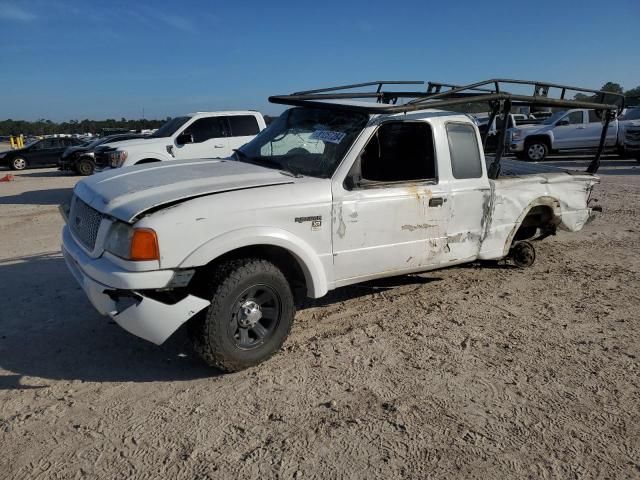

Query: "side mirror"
<box><xmin>176</xmin><ymin>132</ymin><xmax>193</xmax><ymax>145</ymax></box>
<box><xmin>556</xmin><ymin>119</ymin><xmax>570</xmax><ymax>127</ymax></box>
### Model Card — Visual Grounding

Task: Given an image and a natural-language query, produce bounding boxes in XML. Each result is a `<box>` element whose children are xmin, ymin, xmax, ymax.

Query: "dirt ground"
<box><xmin>1</xmin><ymin>159</ymin><xmax>639</xmax><ymax>479</ymax></box>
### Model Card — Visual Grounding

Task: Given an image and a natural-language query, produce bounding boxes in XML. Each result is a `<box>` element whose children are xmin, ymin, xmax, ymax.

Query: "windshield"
<box><xmin>237</xmin><ymin>107</ymin><xmax>369</xmax><ymax>178</ymax></box>
<box><xmin>619</xmin><ymin>108</ymin><xmax>640</xmax><ymax>121</ymax></box>
<box><xmin>150</xmin><ymin>116</ymin><xmax>190</xmax><ymax>138</ymax></box>
<box><xmin>86</xmin><ymin>137</ymin><xmax>107</xmax><ymax>149</ymax></box>
<box><xmin>542</xmin><ymin>111</ymin><xmax>566</xmax><ymax>125</ymax></box>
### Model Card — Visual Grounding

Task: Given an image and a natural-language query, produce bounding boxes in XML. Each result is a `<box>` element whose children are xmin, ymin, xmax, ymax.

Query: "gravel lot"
<box><xmin>1</xmin><ymin>159</ymin><xmax>639</xmax><ymax>479</ymax></box>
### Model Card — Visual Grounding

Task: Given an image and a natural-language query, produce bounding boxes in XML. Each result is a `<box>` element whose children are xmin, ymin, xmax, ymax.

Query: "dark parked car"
<box><xmin>59</xmin><ymin>133</ymin><xmax>147</xmax><ymax>175</ymax></box>
<box><xmin>0</xmin><ymin>137</ymin><xmax>86</xmax><ymax>170</ymax></box>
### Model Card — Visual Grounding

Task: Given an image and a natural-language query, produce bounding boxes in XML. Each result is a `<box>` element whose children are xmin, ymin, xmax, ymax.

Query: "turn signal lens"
<box><xmin>130</xmin><ymin>228</ymin><xmax>159</xmax><ymax>261</ymax></box>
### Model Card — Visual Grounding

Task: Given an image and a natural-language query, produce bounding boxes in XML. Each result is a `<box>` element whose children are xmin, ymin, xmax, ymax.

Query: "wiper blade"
<box><xmin>235</xmin><ymin>151</ymin><xmax>303</xmax><ymax>178</ymax></box>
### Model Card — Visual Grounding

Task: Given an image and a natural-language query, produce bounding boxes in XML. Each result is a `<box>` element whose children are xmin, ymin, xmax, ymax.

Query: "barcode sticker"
<box><xmin>310</xmin><ymin>130</ymin><xmax>346</xmax><ymax>144</ymax></box>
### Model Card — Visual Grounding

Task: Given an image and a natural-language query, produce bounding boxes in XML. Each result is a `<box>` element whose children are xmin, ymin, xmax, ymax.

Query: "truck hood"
<box><xmin>74</xmin><ymin>159</ymin><xmax>294</xmax><ymax>222</ymax></box>
<box><xmin>102</xmin><ymin>138</ymin><xmax>159</xmax><ymax>150</ymax></box>
<box><xmin>514</xmin><ymin>123</ymin><xmax>548</xmax><ymax>132</ymax></box>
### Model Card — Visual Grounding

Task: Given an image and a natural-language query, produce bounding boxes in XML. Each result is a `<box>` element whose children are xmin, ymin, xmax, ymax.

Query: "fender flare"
<box><xmin>502</xmin><ymin>196</ymin><xmax>561</xmax><ymax>256</ymax></box>
<box><xmin>179</xmin><ymin>227</ymin><xmax>329</xmax><ymax>298</ymax></box>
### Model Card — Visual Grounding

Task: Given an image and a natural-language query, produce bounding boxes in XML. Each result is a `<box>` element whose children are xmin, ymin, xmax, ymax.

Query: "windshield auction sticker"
<box><xmin>310</xmin><ymin>130</ymin><xmax>346</xmax><ymax>144</ymax></box>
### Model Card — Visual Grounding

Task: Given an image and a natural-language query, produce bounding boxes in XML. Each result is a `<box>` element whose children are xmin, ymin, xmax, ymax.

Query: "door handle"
<box><xmin>429</xmin><ymin>197</ymin><xmax>444</xmax><ymax>207</ymax></box>
<box><xmin>214</xmin><ymin>144</ymin><xmax>224</xmax><ymax>148</ymax></box>
<box><xmin>577</xmin><ymin>126</ymin><xmax>586</xmax><ymax>129</ymax></box>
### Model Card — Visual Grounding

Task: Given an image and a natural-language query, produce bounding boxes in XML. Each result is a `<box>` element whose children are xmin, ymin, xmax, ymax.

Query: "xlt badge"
<box><xmin>295</xmin><ymin>215</ymin><xmax>322</xmax><ymax>231</ymax></box>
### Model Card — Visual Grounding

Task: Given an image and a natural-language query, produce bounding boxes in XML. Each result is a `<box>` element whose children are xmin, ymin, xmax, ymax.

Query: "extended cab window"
<box><xmin>588</xmin><ymin>110</ymin><xmax>602</xmax><ymax>123</ymax></box>
<box><xmin>184</xmin><ymin>117</ymin><xmax>227</xmax><ymax>143</ymax></box>
<box><xmin>446</xmin><ymin>123</ymin><xmax>482</xmax><ymax>179</ymax></box>
<box><xmin>355</xmin><ymin>122</ymin><xmax>436</xmax><ymax>185</ymax></box>
<box><xmin>228</xmin><ymin>115</ymin><xmax>260</xmax><ymax>136</ymax></box>
<box><xmin>562</xmin><ymin>111</ymin><xmax>584</xmax><ymax>125</ymax></box>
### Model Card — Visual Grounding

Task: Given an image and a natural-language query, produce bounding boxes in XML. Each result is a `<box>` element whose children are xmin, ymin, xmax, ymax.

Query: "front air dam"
<box><xmin>110</xmin><ymin>294</ymin><xmax>210</xmax><ymax>345</ymax></box>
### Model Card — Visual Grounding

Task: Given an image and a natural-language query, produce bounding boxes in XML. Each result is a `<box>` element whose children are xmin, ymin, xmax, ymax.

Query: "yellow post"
<box><xmin>19</xmin><ymin>134</ymin><xmax>24</xmax><ymax>148</ymax></box>
<box><xmin>9</xmin><ymin>136</ymin><xmax>15</xmax><ymax>149</ymax></box>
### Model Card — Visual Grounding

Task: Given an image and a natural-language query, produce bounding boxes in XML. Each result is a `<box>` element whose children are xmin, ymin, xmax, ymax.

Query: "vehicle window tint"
<box><xmin>358</xmin><ymin>122</ymin><xmax>436</xmax><ymax>183</ymax></box>
<box><xmin>564</xmin><ymin>111</ymin><xmax>584</xmax><ymax>125</ymax></box>
<box><xmin>588</xmin><ymin>110</ymin><xmax>602</xmax><ymax>123</ymax></box>
<box><xmin>184</xmin><ymin>117</ymin><xmax>227</xmax><ymax>143</ymax></box>
<box><xmin>446</xmin><ymin>123</ymin><xmax>483</xmax><ymax>179</ymax></box>
<box><xmin>40</xmin><ymin>138</ymin><xmax>58</xmax><ymax>149</ymax></box>
<box><xmin>620</xmin><ymin>108</ymin><xmax>640</xmax><ymax>121</ymax></box>
<box><xmin>228</xmin><ymin>115</ymin><xmax>260</xmax><ymax>136</ymax></box>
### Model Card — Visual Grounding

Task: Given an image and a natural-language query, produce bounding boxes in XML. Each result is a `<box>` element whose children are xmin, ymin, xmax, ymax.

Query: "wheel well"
<box><xmin>192</xmin><ymin>245</ymin><xmax>308</xmax><ymax>303</ymax></box>
<box><xmin>524</xmin><ymin>135</ymin><xmax>551</xmax><ymax>150</ymax></box>
<box><xmin>135</xmin><ymin>158</ymin><xmax>160</xmax><ymax>165</ymax></box>
<box><xmin>513</xmin><ymin>205</ymin><xmax>558</xmax><ymax>241</ymax></box>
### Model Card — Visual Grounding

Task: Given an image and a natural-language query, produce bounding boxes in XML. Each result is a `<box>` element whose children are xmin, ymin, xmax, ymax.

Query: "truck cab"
<box><xmin>98</xmin><ymin>111</ymin><xmax>266</xmax><ymax>169</ymax></box>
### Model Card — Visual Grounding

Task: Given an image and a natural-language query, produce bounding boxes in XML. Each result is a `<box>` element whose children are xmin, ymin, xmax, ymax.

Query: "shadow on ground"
<box><xmin>18</xmin><ymin>170</ymin><xmax>75</xmax><ymax>178</ymax></box>
<box><xmin>0</xmin><ymin>188</ymin><xmax>73</xmax><ymax>205</ymax></box>
<box><xmin>0</xmin><ymin>254</ymin><xmax>446</xmax><ymax>387</ymax></box>
<box><xmin>0</xmin><ymin>253</ymin><xmax>215</xmax><ymax>387</ymax></box>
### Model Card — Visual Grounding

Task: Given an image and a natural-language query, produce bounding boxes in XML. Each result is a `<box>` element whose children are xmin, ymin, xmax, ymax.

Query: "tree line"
<box><xmin>0</xmin><ymin>118</ymin><xmax>168</xmax><ymax>137</ymax></box>
<box><xmin>1</xmin><ymin>82</ymin><xmax>638</xmax><ymax>136</ymax></box>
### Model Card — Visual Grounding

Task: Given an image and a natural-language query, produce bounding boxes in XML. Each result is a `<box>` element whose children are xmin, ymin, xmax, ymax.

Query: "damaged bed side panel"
<box><xmin>478</xmin><ymin>173</ymin><xmax>599</xmax><ymax>260</ymax></box>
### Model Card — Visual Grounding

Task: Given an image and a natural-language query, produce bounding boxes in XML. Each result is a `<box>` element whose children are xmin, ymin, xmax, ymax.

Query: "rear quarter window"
<box><xmin>446</xmin><ymin>123</ymin><xmax>483</xmax><ymax>179</ymax></box>
<box><xmin>228</xmin><ymin>115</ymin><xmax>260</xmax><ymax>137</ymax></box>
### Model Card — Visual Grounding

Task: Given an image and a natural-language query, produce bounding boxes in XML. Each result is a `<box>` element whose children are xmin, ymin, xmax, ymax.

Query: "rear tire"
<box><xmin>189</xmin><ymin>258</ymin><xmax>295</xmax><ymax>372</ymax></box>
<box><xmin>524</xmin><ymin>140</ymin><xmax>548</xmax><ymax>162</ymax></box>
<box><xmin>76</xmin><ymin>158</ymin><xmax>94</xmax><ymax>176</ymax></box>
<box><xmin>10</xmin><ymin>156</ymin><xmax>27</xmax><ymax>170</ymax></box>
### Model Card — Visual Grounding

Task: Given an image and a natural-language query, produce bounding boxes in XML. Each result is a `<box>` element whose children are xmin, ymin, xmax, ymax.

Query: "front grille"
<box><xmin>69</xmin><ymin>196</ymin><xmax>103</xmax><ymax>250</ymax></box>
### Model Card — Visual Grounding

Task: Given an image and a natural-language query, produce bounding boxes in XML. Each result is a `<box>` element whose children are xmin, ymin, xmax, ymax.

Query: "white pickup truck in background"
<box><xmin>61</xmin><ymin>79</ymin><xmax>611</xmax><ymax>372</ymax></box>
<box><xmin>96</xmin><ymin>111</ymin><xmax>266</xmax><ymax>169</ymax></box>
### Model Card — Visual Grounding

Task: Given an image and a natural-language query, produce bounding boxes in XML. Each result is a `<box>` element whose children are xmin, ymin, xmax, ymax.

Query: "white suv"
<box><xmin>101</xmin><ymin>111</ymin><xmax>266</xmax><ymax>169</ymax></box>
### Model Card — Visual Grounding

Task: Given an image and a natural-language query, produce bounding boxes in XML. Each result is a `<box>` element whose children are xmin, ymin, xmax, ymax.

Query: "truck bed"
<box><xmin>485</xmin><ymin>157</ymin><xmax>581</xmax><ymax>178</ymax></box>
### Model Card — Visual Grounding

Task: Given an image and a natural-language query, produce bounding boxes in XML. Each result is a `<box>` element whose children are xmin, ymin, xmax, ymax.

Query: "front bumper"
<box><xmin>510</xmin><ymin>139</ymin><xmax>525</xmax><ymax>152</ymax></box>
<box><xmin>62</xmin><ymin>226</ymin><xmax>210</xmax><ymax>344</ymax></box>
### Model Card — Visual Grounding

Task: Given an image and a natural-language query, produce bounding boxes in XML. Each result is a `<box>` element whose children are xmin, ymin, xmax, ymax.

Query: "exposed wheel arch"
<box><xmin>504</xmin><ymin>198</ymin><xmax>562</xmax><ymax>255</ymax></box>
<box><xmin>191</xmin><ymin>245</ymin><xmax>309</xmax><ymax>305</ymax></box>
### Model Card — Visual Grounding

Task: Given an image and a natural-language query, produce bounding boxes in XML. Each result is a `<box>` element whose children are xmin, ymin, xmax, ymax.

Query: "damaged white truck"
<box><xmin>61</xmin><ymin>79</ymin><xmax>624</xmax><ymax>372</ymax></box>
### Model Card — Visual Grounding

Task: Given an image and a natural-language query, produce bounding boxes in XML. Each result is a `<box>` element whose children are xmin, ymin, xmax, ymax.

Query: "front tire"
<box><xmin>525</xmin><ymin>141</ymin><xmax>548</xmax><ymax>162</ymax></box>
<box><xmin>76</xmin><ymin>158</ymin><xmax>95</xmax><ymax>176</ymax></box>
<box><xmin>189</xmin><ymin>258</ymin><xmax>295</xmax><ymax>372</ymax></box>
<box><xmin>10</xmin><ymin>156</ymin><xmax>27</xmax><ymax>170</ymax></box>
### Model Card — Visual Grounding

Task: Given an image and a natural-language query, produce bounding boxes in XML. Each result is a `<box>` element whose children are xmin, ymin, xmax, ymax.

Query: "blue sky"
<box><xmin>0</xmin><ymin>0</ymin><xmax>638</xmax><ymax>121</ymax></box>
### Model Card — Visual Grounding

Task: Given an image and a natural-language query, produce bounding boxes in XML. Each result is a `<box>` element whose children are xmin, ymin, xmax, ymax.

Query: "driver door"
<box><xmin>331</xmin><ymin>121</ymin><xmax>450</xmax><ymax>284</ymax></box>
<box><xmin>174</xmin><ymin>117</ymin><xmax>230</xmax><ymax>159</ymax></box>
<box><xmin>30</xmin><ymin>138</ymin><xmax>66</xmax><ymax>166</ymax></box>
<box><xmin>552</xmin><ymin>110</ymin><xmax>586</xmax><ymax>149</ymax></box>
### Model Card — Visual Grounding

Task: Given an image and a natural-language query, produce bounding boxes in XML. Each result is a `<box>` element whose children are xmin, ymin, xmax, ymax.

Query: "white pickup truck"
<box><xmin>97</xmin><ymin>111</ymin><xmax>266</xmax><ymax>169</ymax></box>
<box><xmin>61</xmin><ymin>80</ymin><xmax>607</xmax><ymax>372</ymax></box>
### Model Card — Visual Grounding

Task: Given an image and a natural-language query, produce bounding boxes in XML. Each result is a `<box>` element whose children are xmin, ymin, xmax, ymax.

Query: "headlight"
<box><xmin>512</xmin><ymin>130</ymin><xmax>522</xmax><ymax>140</ymax></box>
<box><xmin>110</xmin><ymin>150</ymin><xmax>128</xmax><ymax>167</ymax></box>
<box><xmin>105</xmin><ymin>222</ymin><xmax>159</xmax><ymax>261</ymax></box>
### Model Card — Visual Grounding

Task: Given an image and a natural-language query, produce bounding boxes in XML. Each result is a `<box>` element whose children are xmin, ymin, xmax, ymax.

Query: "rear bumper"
<box><xmin>62</xmin><ymin>226</ymin><xmax>210</xmax><ymax>344</ymax></box>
